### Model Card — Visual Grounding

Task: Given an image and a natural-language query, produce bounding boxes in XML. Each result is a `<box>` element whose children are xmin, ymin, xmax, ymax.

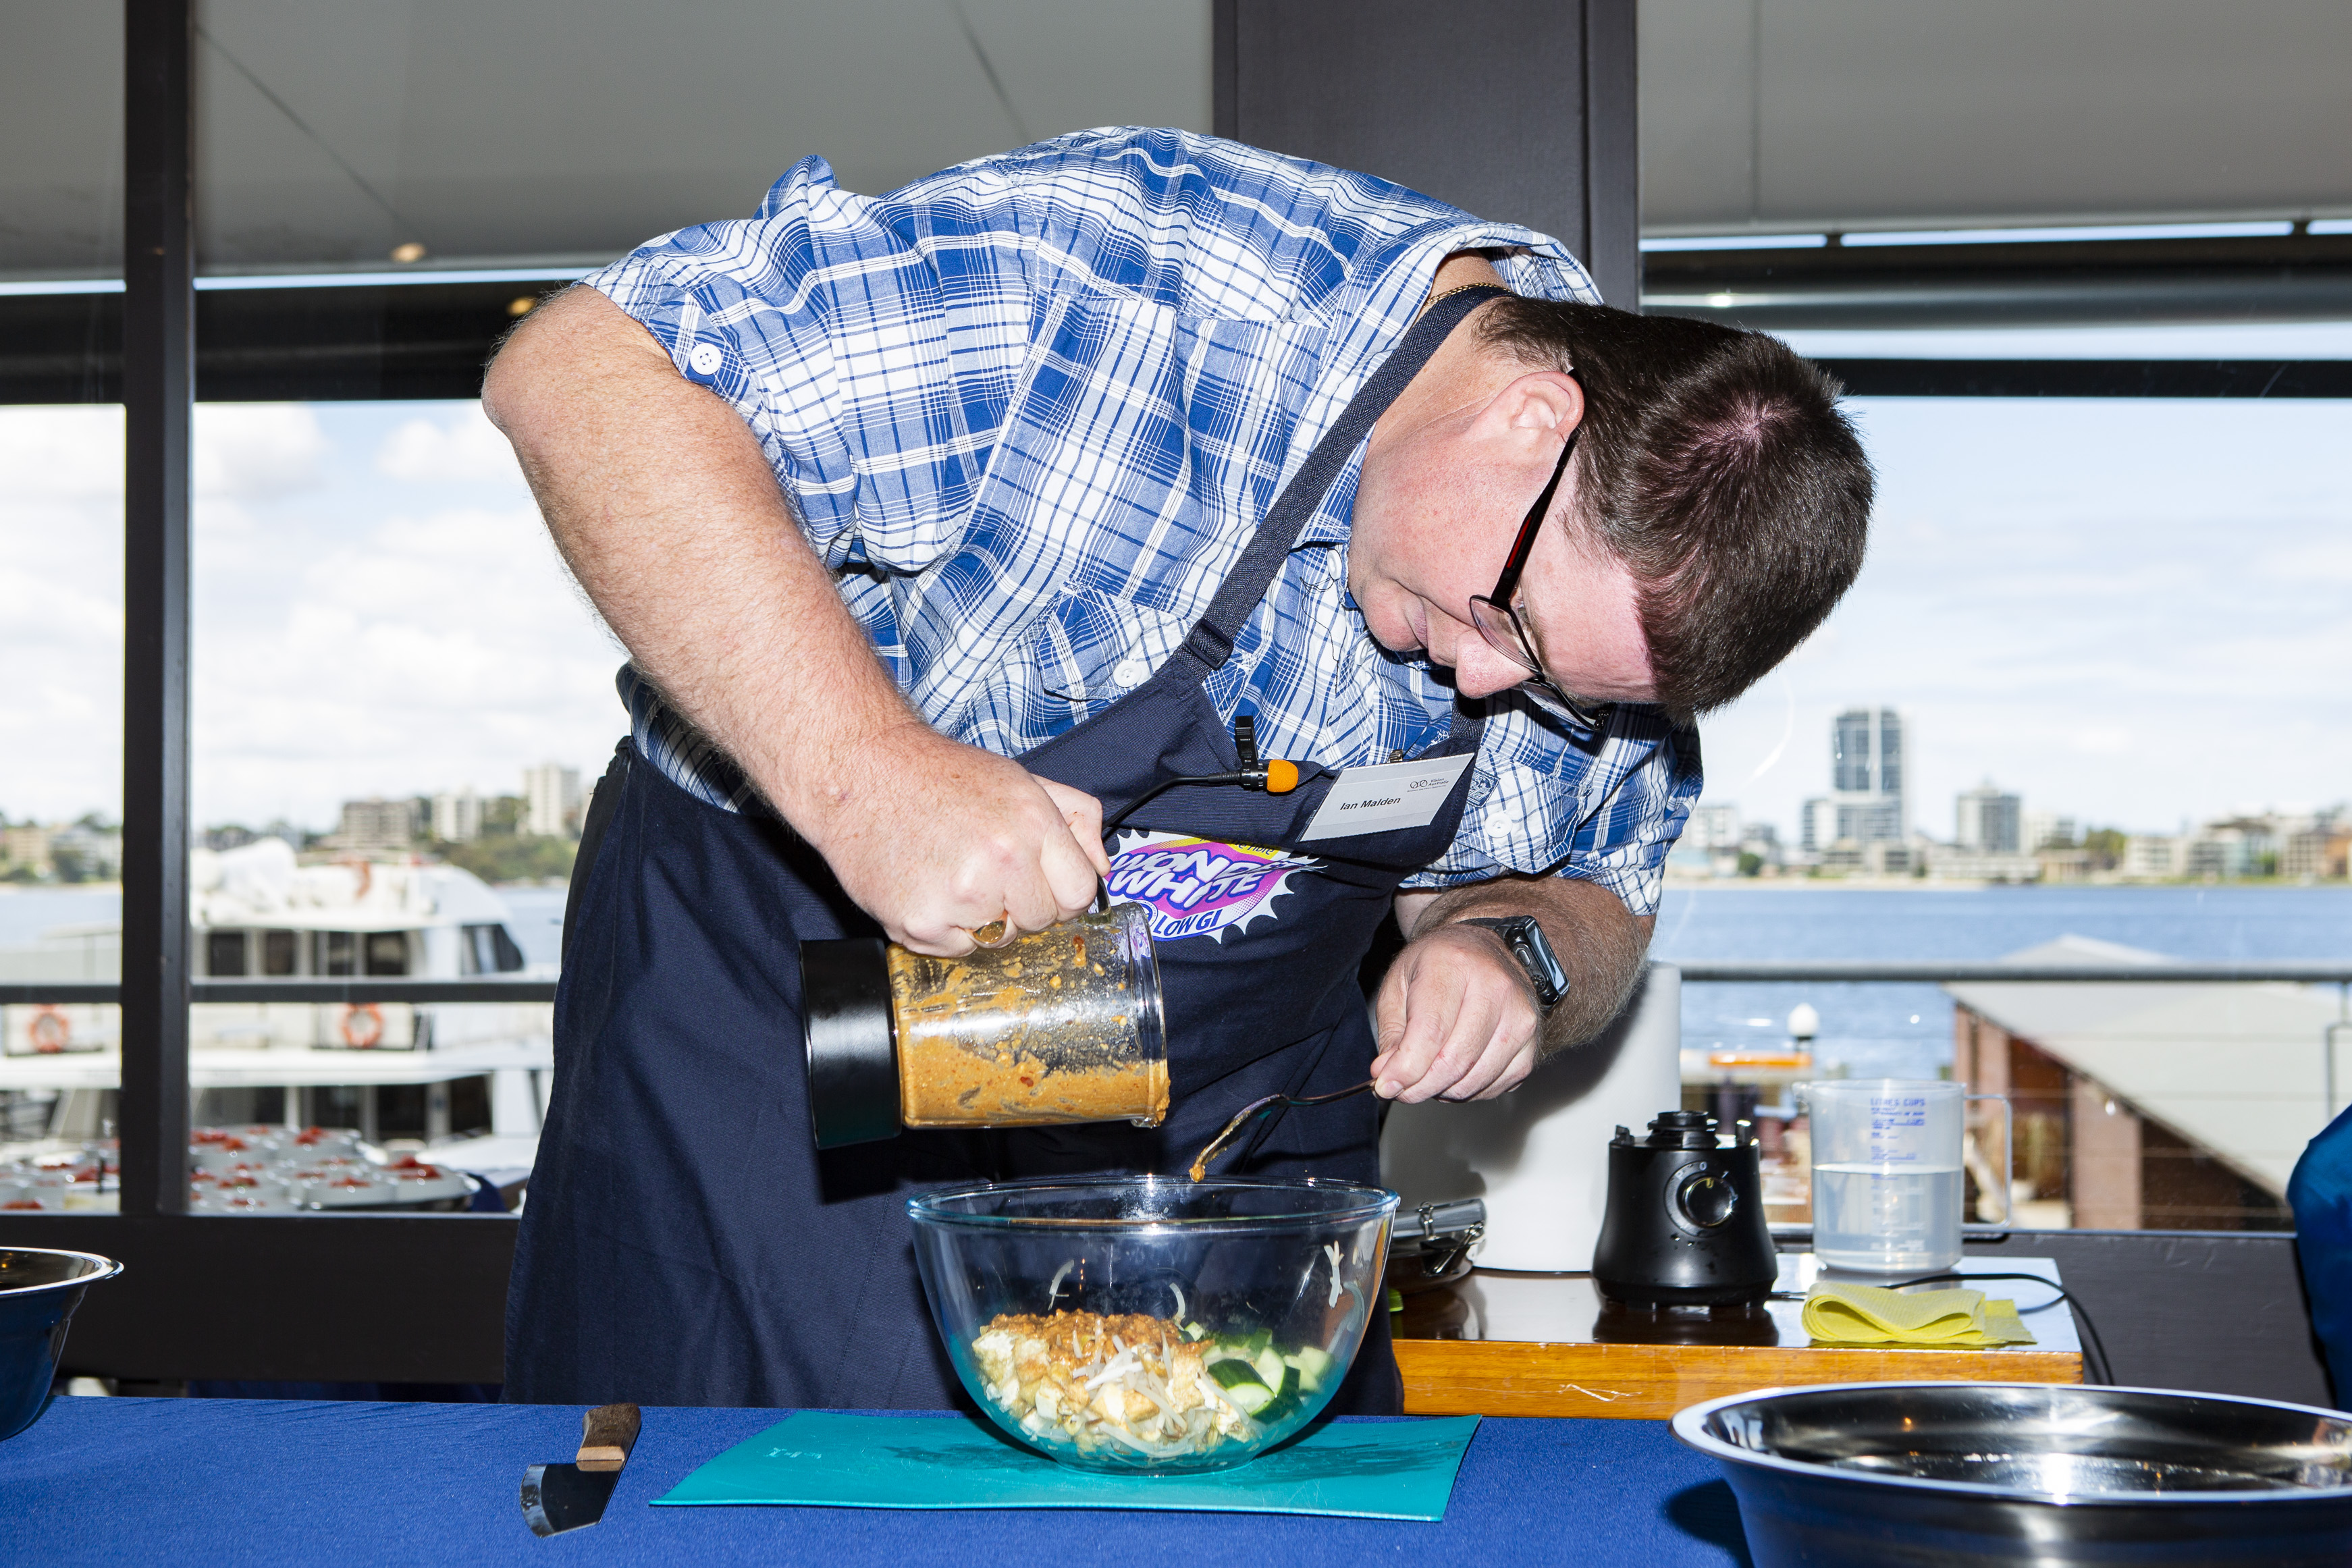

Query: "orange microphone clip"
<box><xmin>1233</xmin><ymin>715</ymin><xmax>1300</xmax><ymax>794</ymax></box>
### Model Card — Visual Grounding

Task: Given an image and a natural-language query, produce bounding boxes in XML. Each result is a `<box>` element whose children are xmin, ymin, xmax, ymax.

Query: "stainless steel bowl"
<box><xmin>1673</xmin><ymin>1382</ymin><xmax>2352</xmax><ymax>1567</ymax></box>
<box><xmin>0</xmin><ymin>1247</ymin><xmax>122</xmax><ymax>1442</ymax></box>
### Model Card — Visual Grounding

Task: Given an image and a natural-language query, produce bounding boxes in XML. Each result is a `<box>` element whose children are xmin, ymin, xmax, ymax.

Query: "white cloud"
<box><xmin>1784</xmin><ymin>625</ymin><xmax>1840</xmax><ymax>664</ymax></box>
<box><xmin>0</xmin><ymin>408</ymin><xmax>128</xmax><ymax>819</ymax></box>
<box><xmin>193</xmin><ymin>404</ymin><xmax>329</xmax><ymax>501</ymax></box>
<box><xmin>2254</xmin><ymin>540</ymin><xmax>2352</xmax><ymax>584</ymax></box>
<box><xmin>374</xmin><ymin>405</ymin><xmax>527</xmax><ymax>488</ymax></box>
<box><xmin>0</xmin><ymin>406</ymin><xmax>123</xmax><ymax>503</ymax></box>
<box><xmin>190</xmin><ymin>490</ymin><xmax>623</xmax><ymax>828</ymax></box>
<box><xmin>0</xmin><ymin>400</ymin><xmax>614</xmax><ymax>830</ymax></box>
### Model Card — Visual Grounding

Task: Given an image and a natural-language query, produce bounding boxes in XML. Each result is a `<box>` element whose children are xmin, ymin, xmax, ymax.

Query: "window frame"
<box><xmin>1</xmin><ymin>0</ymin><xmax>2341</xmax><ymax>1395</ymax></box>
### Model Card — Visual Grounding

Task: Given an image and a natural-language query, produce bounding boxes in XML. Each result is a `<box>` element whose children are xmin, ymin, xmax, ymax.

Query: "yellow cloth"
<box><xmin>1802</xmin><ymin>1281</ymin><xmax>2037</xmax><ymax>1348</ymax></box>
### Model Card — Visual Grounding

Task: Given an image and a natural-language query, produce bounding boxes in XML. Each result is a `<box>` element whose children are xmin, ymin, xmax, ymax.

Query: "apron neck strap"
<box><xmin>1173</xmin><ymin>282</ymin><xmax>1511</xmax><ymax>676</ymax></box>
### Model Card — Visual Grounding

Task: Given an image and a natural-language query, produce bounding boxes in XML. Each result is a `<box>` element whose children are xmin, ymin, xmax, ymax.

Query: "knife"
<box><xmin>522</xmin><ymin>1403</ymin><xmax>641</xmax><ymax>1538</ymax></box>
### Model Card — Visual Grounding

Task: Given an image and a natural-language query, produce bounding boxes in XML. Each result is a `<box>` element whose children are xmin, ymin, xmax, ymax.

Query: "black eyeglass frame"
<box><xmin>1466</xmin><ymin>389</ymin><xmax>1618</xmax><ymax>737</ymax></box>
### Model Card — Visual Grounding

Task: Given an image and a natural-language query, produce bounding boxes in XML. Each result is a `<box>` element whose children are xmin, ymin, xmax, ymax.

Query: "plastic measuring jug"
<box><xmin>1798</xmin><ymin>1079</ymin><xmax>2010</xmax><ymax>1274</ymax></box>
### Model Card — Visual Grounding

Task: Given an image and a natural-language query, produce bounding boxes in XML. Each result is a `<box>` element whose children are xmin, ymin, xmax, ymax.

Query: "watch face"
<box><xmin>1460</xmin><ymin>917</ymin><xmax>1563</xmax><ymax>1010</ymax></box>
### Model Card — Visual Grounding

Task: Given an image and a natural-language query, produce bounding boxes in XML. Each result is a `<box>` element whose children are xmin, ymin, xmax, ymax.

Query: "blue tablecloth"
<box><xmin>3</xmin><ymin>1397</ymin><xmax>1754</xmax><ymax>1566</ymax></box>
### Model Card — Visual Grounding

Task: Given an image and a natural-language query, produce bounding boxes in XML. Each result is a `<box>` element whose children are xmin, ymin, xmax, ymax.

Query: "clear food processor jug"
<box><xmin>799</xmin><ymin>902</ymin><xmax>1167</xmax><ymax>1150</ymax></box>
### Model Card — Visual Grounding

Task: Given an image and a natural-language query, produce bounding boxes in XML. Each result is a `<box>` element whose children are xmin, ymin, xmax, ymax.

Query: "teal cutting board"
<box><xmin>655</xmin><ymin>1411</ymin><xmax>1481</xmax><ymax>1521</ymax></box>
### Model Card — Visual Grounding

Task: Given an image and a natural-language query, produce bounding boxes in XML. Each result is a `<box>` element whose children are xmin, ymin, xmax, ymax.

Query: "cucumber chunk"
<box><xmin>1256</xmin><ymin>1364</ymin><xmax>1304</xmax><ymax>1425</ymax></box>
<box><xmin>1209</xmin><ymin>1357</ymin><xmax>1269</xmax><ymax>1392</ymax></box>
<box><xmin>1285</xmin><ymin>1345</ymin><xmax>1335</xmax><ymax>1392</ymax></box>
<box><xmin>1209</xmin><ymin>1357</ymin><xmax>1275</xmax><ymax>1414</ymax></box>
<box><xmin>1251</xmin><ymin>1347</ymin><xmax>1286</xmax><ymax>1388</ymax></box>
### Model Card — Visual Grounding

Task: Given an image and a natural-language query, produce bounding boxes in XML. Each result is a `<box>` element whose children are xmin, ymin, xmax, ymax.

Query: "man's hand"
<box><xmin>1371</xmin><ymin>875</ymin><xmax>1655</xmax><ymax>1102</ymax></box>
<box><xmin>1370</xmin><ymin>923</ymin><xmax>1543</xmax><ymax>1102</ymax></box>
<box><xmin>813</xmin><ymin>724</ymin><xmax>1109</xmax><ymax>956</ymax></box>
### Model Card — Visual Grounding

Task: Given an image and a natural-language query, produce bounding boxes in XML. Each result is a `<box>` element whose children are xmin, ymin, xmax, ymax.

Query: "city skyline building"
<box><xmin>1832</xmin><ymin>707</ymin><xmax>1908</xmax><ymax>843</ymax></box>
<box><xmin>1686</xmin><ymin>804</ymin><xmax>1741</xmax><ymax>851</ymax></box>
<box><xmin>329</xmin><ymin>797</ymin><xmax>417</xmax><ymax>855</ymax></box>
<box><xmin>1799</xmin><ymin>796</ymin><xmax>1838</xmax><ymax>855</ymax></box>
<box><xmin>2025</xmin><ymin>811</ymin><xmax>2079</xmax><ymax>852</ymax></box>
<box><xmin>523</xmin><ymin>763</ymin><xmax>584</xmax><ymax>840</ymax></box>
<box><xmin>1</xmin><ymin>823</ymin><xmax>51</xmax><ymax>875</ymax></box>
<box><xmin>432</xmin><ymin>788</ymin><xmax>483</xmax><ymax>844</ymax></box>
<box><xmin>1956</xmin><ymin>780</ymin><xmax>2024</xmax><ymax>853</ymax></box>
<box><xmin>1801</xmin><ymin>707</ymin><xmax>1908</xmax><ymax>853</ymax></box>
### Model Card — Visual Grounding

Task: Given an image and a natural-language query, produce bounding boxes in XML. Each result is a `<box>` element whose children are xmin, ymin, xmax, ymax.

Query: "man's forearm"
<box><xmin>1396</xmin><ymin>876</ymin><xmax>1654</xmax><ymax>1054</ymax></box>
<box><xmin>481</xmin><ymin>286</ymin><xmax>917</xmax><ymax>839</ymax></box>
<box><xmin>484</xmin><ymin>286</ymin><xmax>1111</xmax><ymax>952</ymax></box>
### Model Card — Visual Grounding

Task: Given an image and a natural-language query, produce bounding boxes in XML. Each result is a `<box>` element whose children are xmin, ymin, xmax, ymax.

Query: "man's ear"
<box><xmin>1487</xmin><ymin>370</ymin><xmax>1585</xmax><ymax>443</ymax></box>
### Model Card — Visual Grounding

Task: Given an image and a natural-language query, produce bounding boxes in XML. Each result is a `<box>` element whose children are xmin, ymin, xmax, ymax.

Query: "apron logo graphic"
<box><xmin>1106</xmin><ymin>832</ymin><xmax>1320</xmax><ymax>942</ymax></box>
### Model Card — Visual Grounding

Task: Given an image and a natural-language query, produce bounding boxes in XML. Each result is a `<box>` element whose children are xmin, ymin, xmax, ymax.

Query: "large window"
<box><xmin>1655</xmin><ymin>326</ymin><xmax>2352</xmax><ymax>1234</ymax></box>
<box><xmin>0</xmin><ymin>2</ymin><xmax>122</xmax><ymax>1161</ymax></box>
<box><xmin>181</xmin><ymin>399</ymin><xmax>614</xmax><ymax>1158</ymax></box>
<box><xmin>1</xmin><ymin>0</ymin><xmax>1214</xmax><ymax>1259</ymax></box>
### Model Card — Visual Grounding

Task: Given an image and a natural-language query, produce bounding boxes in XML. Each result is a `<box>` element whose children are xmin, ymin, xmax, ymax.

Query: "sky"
<box><xmin>1690</xmin><ymin>394</ymin><xmax>2352</xmax><ymax>839</ymax></box>
<box><xmin>1</xmin><ymin>367</ymin><xmax>2348</xmax><ymax>838</ymax></box>
<box><xmin>0</xmin><ymin>400</ymin><xmax>624</xmax><ymax>830</ymax></box>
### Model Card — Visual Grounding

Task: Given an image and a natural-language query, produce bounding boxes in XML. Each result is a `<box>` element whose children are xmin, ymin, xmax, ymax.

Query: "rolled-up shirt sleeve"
<box><xmin>1406</xmin><ymin>708</ymin><xmax>1703</xmax><ymax>919</ymax></box>
<box><xmin>580</xmin><ymin>154</ymin><xmax>1032</xmax><ymax>576</ymax></box>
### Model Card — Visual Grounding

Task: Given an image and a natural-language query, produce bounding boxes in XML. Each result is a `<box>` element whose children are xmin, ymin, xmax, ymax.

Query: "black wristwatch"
<box><xmin>1458</xmin><ymin>916</ymin><xmax>1569</xmax><ymax>1014</ymax></box>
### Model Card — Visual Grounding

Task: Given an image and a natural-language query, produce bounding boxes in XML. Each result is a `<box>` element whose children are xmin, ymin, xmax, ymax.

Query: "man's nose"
<box><xmin>1447</xmin><ymin>628</ymin><xmax>1527</xmax><ymax>700</ymax></box>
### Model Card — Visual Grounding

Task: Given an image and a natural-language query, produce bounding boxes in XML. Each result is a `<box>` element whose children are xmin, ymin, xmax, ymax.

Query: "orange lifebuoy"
<box><xmin>340</xmin><ymin>1002</ymin><xmax>385</xmax><ymax>1048</ymax></box>
<box><xmin>28</xmin><ymin>1006</ymin><xmax>70</xmax><ymax>1054</ymax></box>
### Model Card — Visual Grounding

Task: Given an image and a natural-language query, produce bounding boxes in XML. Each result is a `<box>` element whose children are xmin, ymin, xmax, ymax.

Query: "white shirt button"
<box><xmin>1111</xmin><ymin>659</ymin><xmax>1148</xmax><ymax>688</ymax></box>
<box><xmin>687</xmin><ymin>342</ymin><xmax>724</xmax><ymax>377</ymax></box>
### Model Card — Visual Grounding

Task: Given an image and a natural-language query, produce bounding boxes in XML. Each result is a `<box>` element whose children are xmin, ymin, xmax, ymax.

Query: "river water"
<box><xmin>8</xmin><ymin>882</ymin><xmax>2349</xmax><ymax>1081</ymax></box>
<box><xmin>1653</xmin><ymin>884</ymin><xmax>2352</xmax><ymax>1079</ymax></box>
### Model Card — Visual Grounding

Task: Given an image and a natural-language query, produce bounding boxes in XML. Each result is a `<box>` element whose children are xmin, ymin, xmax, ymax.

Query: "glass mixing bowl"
<box><xmin>909</xmin><ymin>1177</ymin><xmax>1397</xmax><ymax>1474</ymax></box>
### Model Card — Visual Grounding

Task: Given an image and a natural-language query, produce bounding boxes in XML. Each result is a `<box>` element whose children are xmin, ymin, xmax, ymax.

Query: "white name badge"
<box><xmin>1298</xmin><ymin>753</ymin><xmax>1475</xmax><ymax>842</ymax></box>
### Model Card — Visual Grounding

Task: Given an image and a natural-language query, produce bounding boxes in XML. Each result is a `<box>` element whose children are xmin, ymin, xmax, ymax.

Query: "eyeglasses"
<box><xmin>1466</xmin><ymin>409</ymin><xmax>1618</xmax><ymax>738</ymax></box>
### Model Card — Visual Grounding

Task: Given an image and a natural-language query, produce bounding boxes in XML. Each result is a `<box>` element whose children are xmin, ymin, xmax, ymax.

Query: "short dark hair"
<box><xmin>1477</xmin><ymin>298</ymin><xmax>1873</xmax><ymax>718</ymax></box>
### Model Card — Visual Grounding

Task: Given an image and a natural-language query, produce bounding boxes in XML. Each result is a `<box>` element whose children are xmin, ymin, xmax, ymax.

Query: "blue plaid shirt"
<box><xmin>585</xmin><ymin>128</ymin><xmax>1698</xmax><ymax>913</ymax></box>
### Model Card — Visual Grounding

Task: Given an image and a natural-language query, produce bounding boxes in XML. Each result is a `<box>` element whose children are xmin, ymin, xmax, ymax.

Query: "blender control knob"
<box><xmin>1675</xmin><ymin>1172</ymin><xmax>1738</xmax><ymax>1230</ymax></box>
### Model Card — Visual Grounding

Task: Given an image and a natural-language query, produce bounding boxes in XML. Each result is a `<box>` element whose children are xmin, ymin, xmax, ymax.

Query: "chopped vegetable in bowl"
<box><xmin>971</xmin><ymin>1309</ymin><xmax>1341</xmax><ymax>1461</ymax></box>
<box><xmin>908</xmin><ymin>1177</ymin><xmax>1397</xmax><ymax>1473</ymax></box>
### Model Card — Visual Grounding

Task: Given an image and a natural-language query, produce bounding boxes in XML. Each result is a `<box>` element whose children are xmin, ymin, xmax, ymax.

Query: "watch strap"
<box><xmin>1457</xmin><ymin>915</ymin><xmax>1568</xmax><ymax>1014</ymax></box>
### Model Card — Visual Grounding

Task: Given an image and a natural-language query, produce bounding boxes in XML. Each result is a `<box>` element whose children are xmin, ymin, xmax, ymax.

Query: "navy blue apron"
<box><xmin>504</xmin><ymin>286</ymin><xmax>1505</xmax><ymax>1411</ymax></box>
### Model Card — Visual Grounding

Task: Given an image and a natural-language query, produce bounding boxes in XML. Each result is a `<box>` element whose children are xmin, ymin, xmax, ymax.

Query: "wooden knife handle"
<box><xmin>576</xmin><ymin>1403</ymin><xmax>641</xmax><ymax>1472</ymax></box>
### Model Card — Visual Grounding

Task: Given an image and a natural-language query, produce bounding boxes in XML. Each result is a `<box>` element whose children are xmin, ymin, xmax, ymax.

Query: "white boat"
<box><xmin>0</xmin><ymin>840</ymin><xmax>552</xmax><ymax>1195</ymax></box>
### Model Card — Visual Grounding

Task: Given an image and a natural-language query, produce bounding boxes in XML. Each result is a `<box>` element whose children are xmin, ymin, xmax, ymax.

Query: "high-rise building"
<box><xmin>1829</xmin><ymin>707</ymin><xmax>1906</xmax><ymax>843</ymax></box>
<box><xmin>432</xmin><ymin>788</ymin><xmax>483</xmax><ymax>843</ymax></box>
<box><xmin>2023</xmin><ymin>811</ymin><xmax>2078</xmax><ymax>851</ymax></box>
<box><xmin>1</xmin><ymin>823</ymin><xmax>53</xmax><ymax>874</ymax></box>
<box><xmin>333</xmin><ymin>798</ymin><xmax>417</xmax><ymax>855</ymax></box>
<box><xmin>1686</xmin><ymin>803</ymin><xmax>1741</xmax><ymax>850</ymax></box>
<box><xmin>1799</xmin><ymin>797</ymin><xmax>1838</xmax><ymax>854</ymax></box>
<box><xmin>2124</xmin><ymin>835</ymin><xmax>2179</xmax><ymax>878</ymax></box>
<box><xmin>1956</xmin><ymin>780</ymin><xmax>2023</xmax><ymax>853</ymax></box>
<box><xmin>523</xmin><ymin>763</ymin><xmax>584</xmax><ymax>840</ymax></box>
